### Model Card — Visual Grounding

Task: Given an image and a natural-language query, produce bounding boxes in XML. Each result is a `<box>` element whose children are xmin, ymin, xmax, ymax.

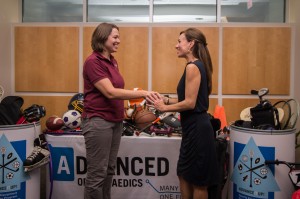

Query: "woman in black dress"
<box><xmin>148</xmin><ymin>28</ymin><xmax>218</xmax><ymax>199</ymax></box>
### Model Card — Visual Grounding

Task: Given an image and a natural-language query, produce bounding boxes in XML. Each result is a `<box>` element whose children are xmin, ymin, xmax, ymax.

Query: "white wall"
<box><xmin>0</xmin><ymin>0</ymin><xmax>20</xmax><ymax>97</ymax></box>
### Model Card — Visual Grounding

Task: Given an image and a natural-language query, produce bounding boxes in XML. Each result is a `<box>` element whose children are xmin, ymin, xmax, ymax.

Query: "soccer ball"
<box><xmin>62</xmin><ymin>110</ymin><xmax>82</xmax><ymax>129</ymax></box>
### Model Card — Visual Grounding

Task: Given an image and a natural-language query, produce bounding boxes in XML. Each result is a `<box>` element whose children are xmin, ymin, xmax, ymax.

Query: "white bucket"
<box><xmin>0</xmin><ymin>122</ymin><xmax>41</xmax><ymax>199</ymax></box>
<box><xmin>229</xmin><ymin>125</ymin><xmax>296</xmax><ymax>199</ymax></box>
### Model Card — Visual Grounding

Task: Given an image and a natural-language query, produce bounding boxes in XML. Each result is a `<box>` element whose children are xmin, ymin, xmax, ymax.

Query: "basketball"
<box><xmin>134</xmin><ymin>109</ymin><xmax>156</xmax><ymax>129</ymax></box>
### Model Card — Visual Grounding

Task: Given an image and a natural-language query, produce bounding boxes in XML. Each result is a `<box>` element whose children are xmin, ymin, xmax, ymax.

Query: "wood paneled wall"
<box><xmin>14</xmin><ymin>25</ymin><xmax>292</xmax><ymax>129</ymax></box>
<box><xmin>222</xmin><ymin>27</ymin><xmax>291</xmax><ymax>94</ymax></box>
<box><xmin>15</xmin><ymin>27</ymin><xmax>79</xmax><ymax>92</ymax></box>
<box><xmin>152</xmin><ymin>27</ymin><xmax>219</xmax><ymax>94</ymax></box>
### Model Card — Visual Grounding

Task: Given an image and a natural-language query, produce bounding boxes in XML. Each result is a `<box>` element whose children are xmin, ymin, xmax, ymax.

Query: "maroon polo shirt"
<box><xmin>82</xmin><ymin>51</ymin><xmax>125</xmax><ymax>122</ymax></box>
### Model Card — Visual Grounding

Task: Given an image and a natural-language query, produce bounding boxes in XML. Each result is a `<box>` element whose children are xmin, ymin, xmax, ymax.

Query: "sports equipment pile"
<box><xmin>122</xmin><ymin>89</ymin><xmax>182</xmax><ymax>137</ymax></box>
<box><xmin>44</xmin><ymin>93</ymin><xmax>84</xmax><ymax>132</ymax></box>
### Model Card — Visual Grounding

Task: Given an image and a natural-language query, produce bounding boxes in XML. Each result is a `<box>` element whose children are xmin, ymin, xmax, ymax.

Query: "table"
<box><xmin>45</xmin><ymin>133</ymin><xmax>182</xmax><ymax>199</ymax></box>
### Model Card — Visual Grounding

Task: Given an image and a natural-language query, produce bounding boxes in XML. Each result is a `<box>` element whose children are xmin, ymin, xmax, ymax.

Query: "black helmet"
<box><xmin>68</xmin><ymin>93</ymin><xmax>84</xmax><ymax>114</ymax></box>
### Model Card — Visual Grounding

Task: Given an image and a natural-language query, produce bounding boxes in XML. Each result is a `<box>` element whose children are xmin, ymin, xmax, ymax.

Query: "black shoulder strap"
<box><xmin>273</xmin><ymin>107</ymin><xmax>281</xmax><ymax>130</ymax></box>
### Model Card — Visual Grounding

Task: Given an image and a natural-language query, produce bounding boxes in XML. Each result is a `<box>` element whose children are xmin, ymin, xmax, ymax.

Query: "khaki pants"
<box><xmin>82</xmin><ymin>117</ymin><xmax>122</xmax><ymax>199</ymax></box>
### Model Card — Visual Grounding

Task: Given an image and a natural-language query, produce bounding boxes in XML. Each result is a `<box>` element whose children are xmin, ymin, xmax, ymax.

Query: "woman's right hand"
<box><xmin>145</xmin><ymin>91</ymin><xmax>161</xmax><ymax>105</ymax></box>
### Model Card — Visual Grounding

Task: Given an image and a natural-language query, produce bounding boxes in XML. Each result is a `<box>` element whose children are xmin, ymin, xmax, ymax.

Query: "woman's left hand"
<box><xmin>153</xmin><ymin>98</ymin><xmax>166</xmax><ymax>112</ymax></box>
<box><xmin>146</xmin><ymin>93</ymin><xmax>167</xmax><ymax>112</ymax></box>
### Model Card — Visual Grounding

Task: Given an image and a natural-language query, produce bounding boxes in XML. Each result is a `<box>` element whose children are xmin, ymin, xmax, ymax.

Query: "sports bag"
<box><xmin>0</xmin><ymin>96</ymin><xmax>24</xmax><ymax>125</ymax></box>
<box><xmin>250</xmin><ymin>101</ymin><xmax>280</xmax><ymax>130</ymax></box>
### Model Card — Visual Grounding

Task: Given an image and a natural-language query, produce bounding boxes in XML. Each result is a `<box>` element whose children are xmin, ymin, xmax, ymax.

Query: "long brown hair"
<box><xmin>180</xmin><ymin>28</ymin><xmax>213</xmax><ymax>94</ymax></box>
<box><xmin>91</xmin><ymin>23</ymin><xmax>119</xmax><ymax>52</ymax></box>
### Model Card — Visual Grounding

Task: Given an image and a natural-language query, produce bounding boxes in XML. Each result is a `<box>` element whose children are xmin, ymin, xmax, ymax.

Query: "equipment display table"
<box><xmin>45</xmin><ymin>133</ymin><xmax>182</xmax><ymax>199</ymax></box>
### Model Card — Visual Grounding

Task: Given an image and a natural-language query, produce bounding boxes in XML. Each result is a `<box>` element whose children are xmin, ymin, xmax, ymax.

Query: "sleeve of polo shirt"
<box><xmin>85</xmin><ymin>58</ymin><xmax>108</xmax><ymax>85</ymax></box>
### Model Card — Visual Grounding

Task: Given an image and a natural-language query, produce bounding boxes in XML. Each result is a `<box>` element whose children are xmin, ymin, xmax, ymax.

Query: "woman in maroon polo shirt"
<box><xmin>82</xmin><ymin>23</ymin><xmax>155</xmax><ymax>199</ymax></box>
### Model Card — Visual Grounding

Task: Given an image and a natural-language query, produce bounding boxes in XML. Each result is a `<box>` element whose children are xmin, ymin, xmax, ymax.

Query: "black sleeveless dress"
<box><xmin>176</xmin><ymin>60</ymin><xmax>218</xmax><ymax>186</ymax></box>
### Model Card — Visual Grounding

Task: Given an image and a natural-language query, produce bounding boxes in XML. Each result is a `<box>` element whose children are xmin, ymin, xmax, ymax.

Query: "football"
<box><xmin>62</xmin><ymin>110</ymin><xmax>82</xmax><ymax>129</ymax></box>
<box><xmin>134</xmin><ymin>109</ymin><xmax>156</xmax><ymax>129</ymax></box>
<box><xmin>46</xmin><ymin>115</ymin><xmax>64</xmax><ymax>131</ymax></box>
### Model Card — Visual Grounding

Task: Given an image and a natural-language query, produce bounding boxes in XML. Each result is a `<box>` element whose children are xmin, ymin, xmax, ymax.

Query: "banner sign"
<box><xmin>46</xmin><ymin>134</ymin><xmax>182</xmax><ymax>199</ymax></box>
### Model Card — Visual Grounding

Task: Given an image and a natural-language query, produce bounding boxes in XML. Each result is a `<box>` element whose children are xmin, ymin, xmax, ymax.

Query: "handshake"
<box><xmin>145</xmin><ymin>91</ymin><xmax>170</xmax><ymax>112</ymax></box>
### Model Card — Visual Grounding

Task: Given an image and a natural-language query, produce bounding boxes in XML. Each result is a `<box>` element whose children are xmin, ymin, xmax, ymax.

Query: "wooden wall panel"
<box><xmin>83</xmin><ymin>26</ymin><xmax>148</xmax><ymax>90</ymax></box>
<box><xmin>222</xmin><ymin>27</ymin><xmax>291</xmax><ymax>95</ymax></box>
<box><xmin>21</xmin><ymin>96</ymin><xmax>71</xmax><ymax>131</ymax></box>
<box><xmin>209</xmin><ymin>98</ymin><xmax>218</xmax><ymax>114</ymax></box>
<box><xmin>115</xmin><ymin>27</ymin><xmax>148</xmax><ymax>90</ymax></box>
<box><xmin>83</xmin><ymin>27</ymin><xmax>94</xmax><ymax>61</ymax></box>
<box><xmin>223</xmin><ymin>98</ymin><xmax>286</xmax><ymax>124</ymax></box>
<box><xmin>15</xmin><ymin>27</ymin><xmax>79</xmax><ymax>92</ymax></box>
<box><xmin>152</xmin><ymin>27</ymin><xmax>219</xmax><ymax>94</ymax></box>
<box><xmin>152</xmin><ymin>27</ymin><xmax>185</xmax><ymax>93</ymax></box>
